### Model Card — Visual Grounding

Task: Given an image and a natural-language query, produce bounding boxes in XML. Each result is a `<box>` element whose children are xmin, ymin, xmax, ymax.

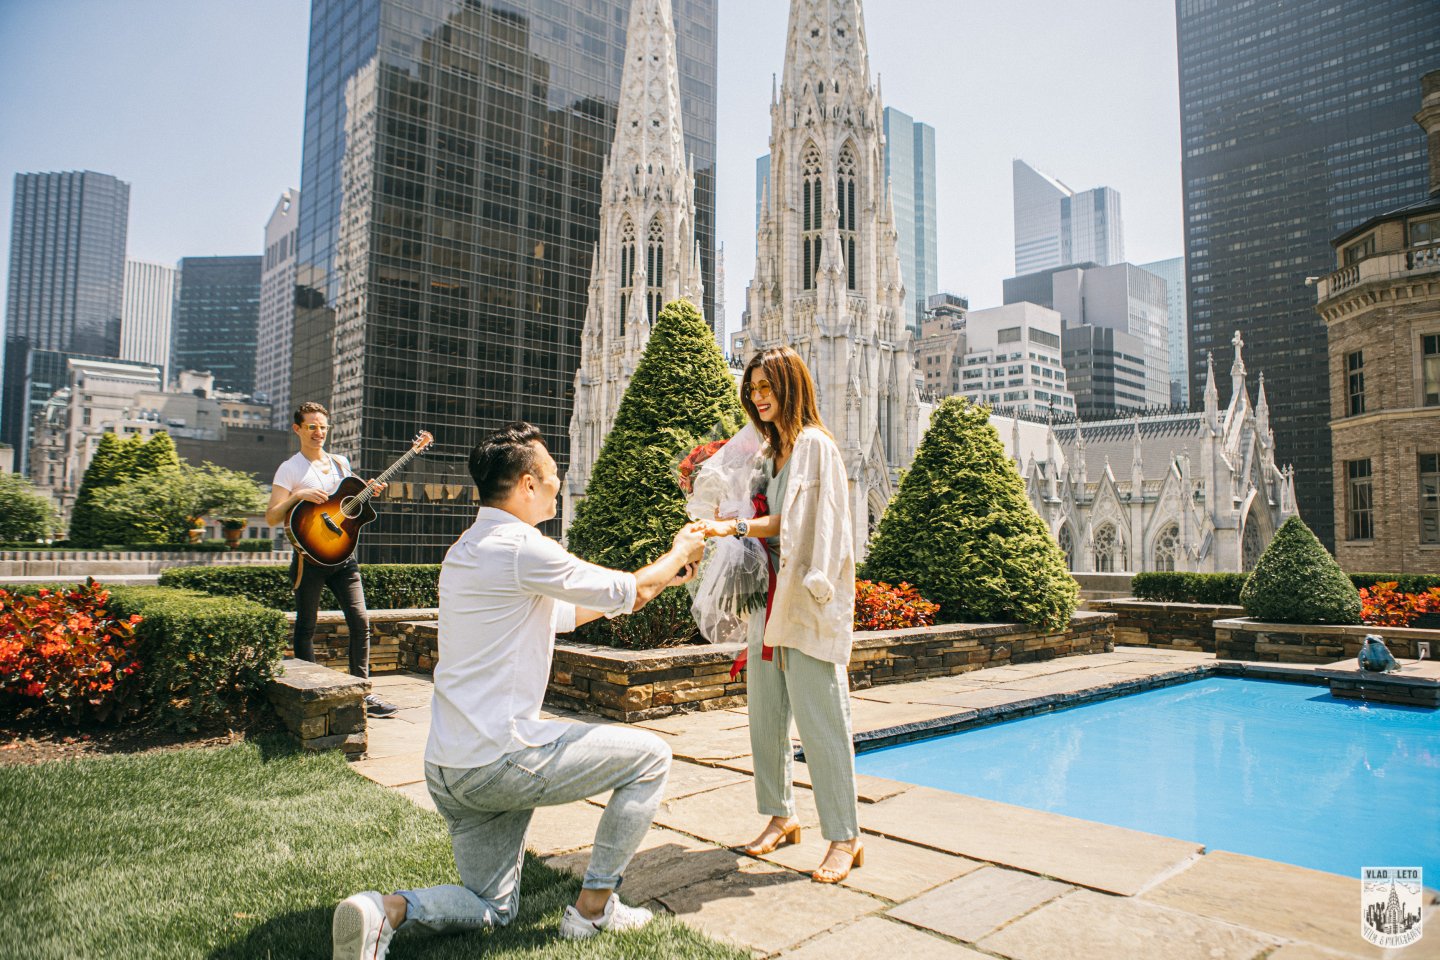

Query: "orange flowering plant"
<box><xmin>1358</xmin><ymin>581</ymin><xmax>1440</xmax><ymax>628</ymax></box>
<box><xmin>854</xmin><ymin>579</ymin><xmax>940</xmax><ymax>631</ymax></box>
<box><xmin>0</xmin><ymin>578</ymin><xmax>143</xmax><ymax>724</ymax></box>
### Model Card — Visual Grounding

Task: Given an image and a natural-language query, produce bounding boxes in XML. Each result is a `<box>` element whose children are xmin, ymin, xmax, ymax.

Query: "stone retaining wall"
<box><xmin>0</xmin><ymin>549</ymin><xmax>291</xmax><ymax>580</ymax></box>
<box><xmin>1213</xmin><ymin>617</ymin><xmax>1439</xmax><ymax>664</ymax></box>
<box><xmin>393</xmin><ymin>611</ymin><xmax>1116</xmax><ymax>722</ymax></box>
<box><xmin>1087</xmin><ymin>599</ymin><xmax>1243</xmax><ymax>652</ymax></box>
<box><xmin>265</xmin><ymin>658</ymin><xmax>369</xmax><ymax>757</ymax></box>
<box><xmin>285</xmin><ymin>609</ymin><xmax>436</xmax><ymax>675</ymax></box>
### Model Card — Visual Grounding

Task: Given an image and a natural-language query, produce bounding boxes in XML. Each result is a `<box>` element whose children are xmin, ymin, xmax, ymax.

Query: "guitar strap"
<box><xmin>292</xmin><ymin>553</ymin><xmax>305</xmax><ymax>592</ymax></box>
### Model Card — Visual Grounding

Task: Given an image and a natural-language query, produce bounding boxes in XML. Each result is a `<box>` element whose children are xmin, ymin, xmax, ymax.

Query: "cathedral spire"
<box><xmin>780</xmin><ymin>0</ymin><xmax>872</xmax><ymax>107</ymax></box>
<box><xmin>1203</xmin><ymin>350</ymin><xmax>1219</xmax><ymax>430</ymax></box>
<box><xmin>565</xmin><ymin>0</ymin><xmax>700</xmax><ymax>531</ymax></box>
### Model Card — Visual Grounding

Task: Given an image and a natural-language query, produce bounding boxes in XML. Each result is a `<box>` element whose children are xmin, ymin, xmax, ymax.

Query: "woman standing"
<box><xmin>706</xmin><ymin>346</ymin><xmax>862</xmax><ymax>883</ymax></box>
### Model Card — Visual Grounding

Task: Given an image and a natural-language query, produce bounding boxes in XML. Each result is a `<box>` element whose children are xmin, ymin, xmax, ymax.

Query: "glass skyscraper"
<box><xmin>883</xmin><ymin>107</ymin><xmax>937</xmax><ymax>332</ymax></box>
<box><xmin>1177</xmin><ymin>0</ymin><xmax>1440</xmax><ymax>549</ymax></box>
<box><xmin>293</xmin><ymin>0</ymin><xmax>717</xmax><ymax>562</ymax></box>
<box><xmin>2</xmin><ymin>170</ymin><xmax>129</xmax><ymax>475</ymax></box>
<box><xmin>172</xmin><ymin>256</ymin><xmax>262</xmax><ymax>395</ymax></box>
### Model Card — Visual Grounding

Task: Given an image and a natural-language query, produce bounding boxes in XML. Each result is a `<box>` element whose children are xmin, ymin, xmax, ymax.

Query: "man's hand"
<box><xmin>672</xmin><ymin>521</ymin><xmax>707</xmax><ymax>564</ymax></box>
<box><xmin>294</xmin><ymin>487</ymin><xmax>329</xmax><ymax>504</ymax></box>
<box><xmin>366</xmin><ymin>479</ymin><xmax>388</xmax><ymax>496</ymax></box>
<box><xmin>669</xmin><ymin>562</ymin><xmax>699</xmax><ymax>587</ymax></box>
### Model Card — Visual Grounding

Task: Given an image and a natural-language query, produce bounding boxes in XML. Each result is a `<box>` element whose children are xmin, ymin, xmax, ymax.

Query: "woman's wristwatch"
<box><xmin>733</xmin><ymin>518</ymin><xmax>750</xmax><ymax>538</ymax></box>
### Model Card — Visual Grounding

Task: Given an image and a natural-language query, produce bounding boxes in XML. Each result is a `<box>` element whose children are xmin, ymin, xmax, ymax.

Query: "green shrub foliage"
<box><xmin>106</xmin><ymin>586</ymin><xmax>288</xmax><ymax>730</ymax></box>
<box><xmin>861</xmin><ymin>397</ymin><xmax>1078</xmax><ymax>629</ymax></box>
<box><xmin>1240</xmin><ymin>515</ymin><xmax>1361</xmax><ymax>624</ymax></box>
<box><xmin>158</xmin><ymin>563</ymin><xmax>442</xmax><ymax>612</ymax></box>
<box><xmin>0</xmin><ymin>471</ymin><xmax>58</xmax><ymax>542</ymax></box>
<box><xmin>67</xmin><ymin>433</ymin><xmax>138</xmax><ymax>546</ymax></box>
<box><xmin>1348</xmin><ymin>572</ymin><xmax>1440</xmax><ymax>595</ymax></box>
<box><xmin>566</xmin><ymin>299</ymin><xmax>745</xmax><ymax>648</ymax></box>
<box><xmin>1131</xmin><ymin>572</ymin><xmax>1251</xmax><ymax>605</ymax></box>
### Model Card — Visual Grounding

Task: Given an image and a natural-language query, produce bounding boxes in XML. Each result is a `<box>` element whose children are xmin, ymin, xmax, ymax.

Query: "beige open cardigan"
<box><xmin>762</xmin><ymin>426</ymin><xmax>856</xmax><ymax>666</ymax></box>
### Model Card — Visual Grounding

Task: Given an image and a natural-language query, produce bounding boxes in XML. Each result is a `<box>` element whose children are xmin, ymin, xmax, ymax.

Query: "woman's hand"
<box><xmin>701</xmin><ymin>519</ymin><xmax>735</xmax><ymax>538</ymax></box>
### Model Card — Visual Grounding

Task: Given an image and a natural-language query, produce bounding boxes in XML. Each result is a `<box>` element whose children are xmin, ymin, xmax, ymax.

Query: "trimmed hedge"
<box><xmin>1131</xmin><ymin>572</ymin><xmax>1251</xmax><ymax>605</ymax></box>
<box><xmin>107</xmin><ymin>586</ymin><xmax>288</xmax><ymax>730</ymax></box>
<box><xmin>158</xmin><ymin>563</ymin><xmax>442</xmax><ymax>612</ymax></box>
<box><xmin>1241</xmin><ymin>516</ymin><xmax>1361</xmax><ymax>624</ymax></box>
<box><xmin>3</xmin><ymin>582</ymin><xmax>286</xmax><ymax>730</ymax></box>
<box><xmin>862</xmin><ymin>397</ymin><xmax>1078</xmax><ymax>630</ymax></box>
<box><xmin>1131</xmin><ymin>571</ymin><xmax>1440</xmax><ymax>606</ymax></box>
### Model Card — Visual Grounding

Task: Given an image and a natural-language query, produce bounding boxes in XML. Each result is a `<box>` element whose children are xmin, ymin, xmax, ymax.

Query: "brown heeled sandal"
<box><xmin>811</xmin><ymin>841</ymin><xmax>864</xmax><ymax>883</ymax></box>
<box><xmin>738</xmin><ymin>819</ymin><xmax>802</xmax><ymax>856</ymax></box>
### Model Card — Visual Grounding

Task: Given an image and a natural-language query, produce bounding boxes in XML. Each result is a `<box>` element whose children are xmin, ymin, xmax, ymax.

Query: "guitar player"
<box><xmin>266</xmin><ymin>401</ymin><xmax>399</xmax><ymax>718</ymax></box>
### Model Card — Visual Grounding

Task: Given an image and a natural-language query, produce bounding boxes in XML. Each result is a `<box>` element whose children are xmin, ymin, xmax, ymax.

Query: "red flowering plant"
<box><xmin>854</xmin><ymin>579</ymin><xmax>940</xmax><ymax>631</ymax></box>
<box><xmin>1358</xmin><ymin>581</ymin><xmax>1440</xmax><ymax>628</ymax></box>
<box><xmin>0</xmin><ymin>578</ymin><xmax>143</xmax><ymax>724</ymax></box>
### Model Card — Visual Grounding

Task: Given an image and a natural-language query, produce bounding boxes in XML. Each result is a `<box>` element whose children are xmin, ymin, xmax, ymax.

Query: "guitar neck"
<box><xmin>351</xmin><ymin>446</ymin><xmax>422</xmax><ymax>506</ymax></box>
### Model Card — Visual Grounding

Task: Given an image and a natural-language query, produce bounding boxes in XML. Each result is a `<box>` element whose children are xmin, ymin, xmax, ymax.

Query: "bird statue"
<box><xmin>1357</xmin><ymin>635</ymin><xmax>1400</xmax><ymax>674</ymax></box>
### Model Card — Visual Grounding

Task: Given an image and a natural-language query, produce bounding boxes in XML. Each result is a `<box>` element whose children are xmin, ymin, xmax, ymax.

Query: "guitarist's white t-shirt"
<box><xmin>272</xmin><ymin>451</ymin><xmax>352</xmax><ymax>497</ymax></box>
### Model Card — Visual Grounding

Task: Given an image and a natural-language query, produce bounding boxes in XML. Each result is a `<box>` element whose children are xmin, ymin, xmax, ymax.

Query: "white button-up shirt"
<box><xmin>425</xmin><ymin>507</ymin><xmax>637</xmax><ymax>769</ymax></box>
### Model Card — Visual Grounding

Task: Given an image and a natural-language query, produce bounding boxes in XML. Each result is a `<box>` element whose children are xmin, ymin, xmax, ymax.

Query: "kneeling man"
<box><xmin>334</xmin><ymin>422</ymin><xmax>705</xmax><ymax>958</ymax></box>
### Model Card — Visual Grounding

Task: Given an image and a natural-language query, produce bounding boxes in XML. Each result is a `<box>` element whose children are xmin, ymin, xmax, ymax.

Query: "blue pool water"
<box><xmin>855</xmin><ymin>678</ymin><xmax>1440</xmax><ymax>879</ymax></box>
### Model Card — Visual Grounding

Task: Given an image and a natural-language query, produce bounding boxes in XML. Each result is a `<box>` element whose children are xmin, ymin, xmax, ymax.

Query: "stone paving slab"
<box><xmin>850</xmin><ymin>676</ymin><xmax>991</xmax><ymax>704</ymax></box>
<box><xmin>910</xmin><ymin>687</ymin><xmax>1038</xmax><ymax>709</ymax></box>
<box><xmin>1142</xmin><ymin>851</ymin><xmax>1440</xmax><ymax>960</ymax></box>
<box><xmin>546</xmin><ymin>826</ymin><xmax>746</xmax><ymax>907</ymax></box>
<box><xmin>392</xmin><ymin>779</ymin><xmax>436</xmax><ymax>812</ymax></box>
<box><xmin>779</xmin><ymin>915</ymin><xmax>992</xmax><ymax>958</ymax></box>
<box><xmin>653</xmin><ymin>725</ymin><xmax>757</xmax><ymax>763</ymax></box>
<box><xmin>984</xmin><ymin>669</ymin><xmax>1137</xmax><ymax>694</ymax></box>
<box><xmin>848</xmin><ymin>698</ymin><xmax>971</xmax><ymax>732</ymax></box>
<box><xmin>1265</xmin><ymin>945</ymin><xmax>1374</xmax><ymax>960</ymax></box>
<box><xmin>349</xmin><ymin>750</ymin><xmax>425</xmax><ymax>787</ymax></box>
<box><xmin>979</xmin><ymin>888</ymin><xmax>1279</xmax><ymax>960</ymax></box>
<box><xmin>714</xmin><ymin>754</ymin><xmax>914</xmax><ymax>804</ymax></box>
<box><xmin>634</xmin><ymin>710</ymin><xmax>753</xmax><ymax>734</ymax></box>
<box><xmin>655</xmin><ymin>857</ymin><xmax>884</xmax><ymax>955</ymax></box>
<box><xmin>863</xmin><ymin>786</ymin><xmax>1203</xmax><ymax>896</ymax></box>
<box><xmin>362</xmin><ymin>716</ymin><xmax>429</xmax><ymax>759</ymax></box>
<box><xmin>761</xmin><ymin>830</ymin><xmax>984</xmax><ymax>902</ymax></box>
<box><xmin>887</xmin><ymin>865</ymin><xmax>1072</xmax><ymax>943</ymax></box>
<box><xmin>586</xmin><ymin>759</ymin><xmax>751</xmax><ymax>808</ymax></box>
<box><xmin>652</xmin><ymin>780</ymin><xmax>822</xmax><ymax>846</ymax></box>
<box><xmin>525</xmin><ymin>801</ymin><xmax>607</xmax><ymax>856</ymax></box>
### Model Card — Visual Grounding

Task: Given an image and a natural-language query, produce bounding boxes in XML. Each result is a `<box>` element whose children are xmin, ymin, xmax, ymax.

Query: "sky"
<box><xmin>0</xmin><ymin>0</ymin><xmax>1184</xmax><ymax>341</ymax></box>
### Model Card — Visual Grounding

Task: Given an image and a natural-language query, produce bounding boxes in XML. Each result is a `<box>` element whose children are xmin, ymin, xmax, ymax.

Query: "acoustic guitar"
<box><xmin>286</xmin><ymin>430</ymin><xmax>434</xmax><ymax>567</ymax></box>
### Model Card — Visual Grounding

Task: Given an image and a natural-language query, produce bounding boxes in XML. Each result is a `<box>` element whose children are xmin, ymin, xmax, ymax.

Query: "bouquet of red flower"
<box><xmin>677</xmin><ymin>439</ymin><xmax>728</xmax><ymax>494</ymax></box>
<box><xmin>679</xmin><ymin>425</ymin><xmax>769</xmax><ymax>644</ymax></box>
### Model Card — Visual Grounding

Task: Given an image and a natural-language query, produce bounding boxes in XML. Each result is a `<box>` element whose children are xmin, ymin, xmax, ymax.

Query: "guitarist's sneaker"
<box><xmin>333</xmin><ymin>891</ymin><xmax>395</xmax><ymax>960</ymax></box>
<box><xmin>364</xmin><ymin>694</ymin><xmax>400</xmax><ymax>718</ymax></box>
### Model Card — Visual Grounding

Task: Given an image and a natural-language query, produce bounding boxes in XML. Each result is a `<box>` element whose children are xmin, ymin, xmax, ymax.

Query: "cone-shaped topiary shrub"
<box><xmin>1240</xmin><ymin>515</ymin><xmax>1361</xmax><ymax>624</ymax></box>
<box><xmin>67</xmin><ymin>432</ymin><xmax>139</xmax><ymax>546</ymax></box>
<box><xmin>860</xmin><ymin>397</ymin><xmax>1078</xmax><ymax>629</ymax></box>
<box><xmin>566</xmin><ymin>298</ymin><xmax>745</xmax><ymax>648</ymax></box>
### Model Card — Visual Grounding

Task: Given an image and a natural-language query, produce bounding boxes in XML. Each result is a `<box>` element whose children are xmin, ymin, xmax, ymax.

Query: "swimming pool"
<box><xmin>854</xmin><ymin>677</ymin><xmax>1440</xmax><ymax>880</ymax></box>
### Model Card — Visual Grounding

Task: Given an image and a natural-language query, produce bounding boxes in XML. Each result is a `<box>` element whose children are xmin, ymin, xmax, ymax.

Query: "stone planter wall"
<box><xmin>0</xmin><ymin>549</ymin><xmax>291</xmax><ymax>580</ymax></box>
<box><xmin>1087</xmin><ymin>599</ymin><xmax>1244</xmax><ymax>652</ymax></box>
<box><xmin>395</xmin><ymin>611</ymin><xmax>1116</xmax><ymax>722</ymax></box>
<box><xmin>1213</xmin><ymin>617</ymin><xmax>1439</xmax><ymax>664</ymax></box>
<box><xmin>266</xmin><ymin>658</ymin><xmax>370</xmax><ymax>757</ymax></box>
<box><xmin>1070</xmin><ymin>573</ymin><xmax>1135</xmax><ymax>604</ymax></box>
<box><xmin>285</xmin><ymin>608</ymin><xmax>437</xmax><ymax>675</ymax></box>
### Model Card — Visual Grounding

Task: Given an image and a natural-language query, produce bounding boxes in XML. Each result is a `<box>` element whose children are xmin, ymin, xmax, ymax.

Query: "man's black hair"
<box><xmin>469</xmin><ymin>422</ymin><xmax>544</xmax><ymax>505</ymax></box>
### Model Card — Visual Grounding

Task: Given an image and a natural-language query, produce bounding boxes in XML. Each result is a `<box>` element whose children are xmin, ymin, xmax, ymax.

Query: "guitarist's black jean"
<box><xmin>290</xmin><ymin>554</ymin><xmax>370</xmax><ymax>678</ymax></box>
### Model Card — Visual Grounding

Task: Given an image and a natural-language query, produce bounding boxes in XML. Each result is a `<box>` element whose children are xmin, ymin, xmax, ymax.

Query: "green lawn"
<box><xmin>0</xmin><ymin>740</ymin><xmax>746</xmax><ymax>960</ymax></box>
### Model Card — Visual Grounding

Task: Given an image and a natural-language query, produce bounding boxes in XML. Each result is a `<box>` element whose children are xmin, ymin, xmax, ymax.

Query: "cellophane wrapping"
<box><xmin>686</xmin><ymin>425</ymin><xmax>770</xmax><ymax>644</ymax></box>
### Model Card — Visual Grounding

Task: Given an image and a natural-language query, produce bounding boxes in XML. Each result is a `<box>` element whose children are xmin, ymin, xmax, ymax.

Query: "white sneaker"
<box><xmin>558</xmin><ymin>894</ymin><xmax>654</xmax><ymax>939</ymax></box>
<box><xmin>333</xmin><ymin>891</ymin><xmax>395</xmax><ymax>960</ymax></box>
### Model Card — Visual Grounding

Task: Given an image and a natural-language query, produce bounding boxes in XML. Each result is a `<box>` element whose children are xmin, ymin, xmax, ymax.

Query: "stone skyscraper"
<box><xmin>565</xmin><ymin>0</ymin><xmax>703</xmax><ymax>526</ymax></box>
<box><xmin>257</xmin><ymin>189</ymin><xmax>300</xmax><ymax>424</ymax></box>
<box><xmin>743</xmin><ymin>0</ymin><xmax>921</xmax><ymax>546</ymax></box>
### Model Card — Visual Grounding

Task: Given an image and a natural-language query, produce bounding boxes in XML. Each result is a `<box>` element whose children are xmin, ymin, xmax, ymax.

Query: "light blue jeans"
<box><xmin>396</xmin><ymin>722</ymin><xmax>671</xmax><ymax>935</ymax></box>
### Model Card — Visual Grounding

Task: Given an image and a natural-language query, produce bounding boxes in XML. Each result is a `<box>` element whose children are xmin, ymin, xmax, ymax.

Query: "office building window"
<box><xmin>1346</xmin><ymin>459</ymin><xmax>1373</xmax><ymax>541</ymax></box>
<box><xmin>1421</xmin><ymin>453</ymin><xmax>1440</xmax><ymax>545</ymax></box>
<box><xmin>1343</xmin><ymin>233</ymin><xmax>1375</xmax><ymax>265</ymax></box>
<box><xmin>1423</xmin><ymin>334</ymin><xmax>1440</xmax><ymax>407</ymax></box>
<box><xmin>1346</xmin><ymin>350</ymin><xmax>1364</xmax><ymax>416</ymax></box>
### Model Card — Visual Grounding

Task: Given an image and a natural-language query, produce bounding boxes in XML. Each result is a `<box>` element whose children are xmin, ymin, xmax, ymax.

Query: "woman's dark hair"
<box><xmin>293</xmin><ymin>400</ymin><xmax>328</xmax><ymax>425</ymax></box>
<box><xmin>741</xmin><ymin>345</ymin><xmax>829</xmax><ymax>456</ymax></box>
<box><xmin>469</xmin><ymin>422</ymin><xmax>544</xmax><ymax>505</ymax></box>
